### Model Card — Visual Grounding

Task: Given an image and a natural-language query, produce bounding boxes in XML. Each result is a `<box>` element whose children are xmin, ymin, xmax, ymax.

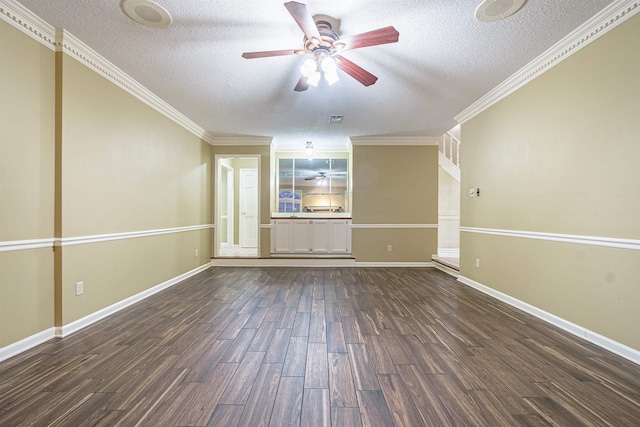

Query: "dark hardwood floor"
<box><xmin>1</xmin><ymin>267</ymin><xmax>639</xmax><ymax>426</ymax></box>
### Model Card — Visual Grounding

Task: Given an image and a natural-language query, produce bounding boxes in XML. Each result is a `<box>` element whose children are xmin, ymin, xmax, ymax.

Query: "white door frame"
<box><xmin>219</xmin><ymin>164</ymin><xmax>234</xmax><ymax>248</ymax></box>
<box><xmin>214</xmin><ymin>155</ymin><xmax>260</xmax><ymax>258</ymax></box>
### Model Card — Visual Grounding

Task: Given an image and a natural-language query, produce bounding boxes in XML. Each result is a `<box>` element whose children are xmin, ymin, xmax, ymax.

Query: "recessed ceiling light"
<box><xmin>121</xmin><ymin>0</ymin><xmax>172</xmax><ymax>28</ymax></box>
<box><xmin>329</xmin><ymin>115</ymin><xmax>344</xmax><ymax>124</ymax></box>
<box><xmin>475</xmin><ymin>0</ymin><xmax>527</xmax><ymax>22</ymax></box>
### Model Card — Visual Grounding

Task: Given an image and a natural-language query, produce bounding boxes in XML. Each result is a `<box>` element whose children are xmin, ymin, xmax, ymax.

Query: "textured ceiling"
<box><xmin>17</xmin><ymin>0</ymin><xmax>614</xmax><ymax>148</ymax></box>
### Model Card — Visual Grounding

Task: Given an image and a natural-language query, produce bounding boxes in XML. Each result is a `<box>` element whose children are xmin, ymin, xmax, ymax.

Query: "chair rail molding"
<box><xmin>460</xmin><ymin>226</ymin><xmax>640</xmax><ymax>251</ymax></box>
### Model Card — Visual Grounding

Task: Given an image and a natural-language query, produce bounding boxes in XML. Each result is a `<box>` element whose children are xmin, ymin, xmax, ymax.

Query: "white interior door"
<box><xmin>239</xmin><ymin>168</ymin><xmax>258</xmax><ymax>248</ymax></box>
<box><xmin>224</xmin><ymin>165</ymin><xmax>234</xmax><ymax>247</ymax></box>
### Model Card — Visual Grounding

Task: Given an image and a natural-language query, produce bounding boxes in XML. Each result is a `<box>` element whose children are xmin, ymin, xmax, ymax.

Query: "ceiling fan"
<box><xmin>242</xmin><ymin>1</ymin><xmax>399</xmax><ymax>91</ymax></box>
<box><xmin>305</xmin><ymin>172</ymin><xmax>327</xmax><ymax>181</ymax></box>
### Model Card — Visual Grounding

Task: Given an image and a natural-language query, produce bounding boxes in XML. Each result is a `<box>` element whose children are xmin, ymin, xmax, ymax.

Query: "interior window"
<box><xmin>277</xmin><ymin>157</ymin><xmax>349</xmax><ymax>214</ymax></box>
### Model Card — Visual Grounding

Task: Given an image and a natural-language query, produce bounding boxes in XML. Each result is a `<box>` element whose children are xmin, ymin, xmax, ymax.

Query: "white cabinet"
<box><xmin>271</xmin><ymin>219</ymin><xmax>351</xmax><ymax>255</ymax></box>
<box><xmin>291</xmin><ymin>220</ymin><xmax>311</xmax><ymax>253</ymax></box>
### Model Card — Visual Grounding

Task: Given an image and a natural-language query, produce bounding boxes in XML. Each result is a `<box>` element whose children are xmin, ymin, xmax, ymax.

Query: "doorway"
<box><xmin>215</xmin><ymin>156</ymin><xmax>260</xmax><ymax>258</ymax></box>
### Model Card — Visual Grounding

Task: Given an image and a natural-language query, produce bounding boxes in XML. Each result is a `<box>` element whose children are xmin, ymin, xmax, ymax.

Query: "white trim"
<box><xmin>209</xmin><ymin>258</ymin><xmax>433</xmax><ymax>268</ymax></box>
<box><xmin>260</xmin><ymin>223</ymin><xmax>272</xmax><ymax>229</ymax></box>
<box><xmin>54</xmin><ymin>29</ymin><xmax>214</xmax><ymax>144</ymax></box>
<box><xmin>212</xmin><ymin>136</ymin><xmax>273</xmax><ymax>146</ymax></box>
<box><xmin>350</xmin><ymin>136</ymin><xmax>439</xmax><ymax>146</ymax></box>
<box><xmin>211</xmin><ymin>258</ymin><xmax>357</xmax><ymax>267</ymax></box>
<box><xmin>0</xmin><ymin>327</ymin><xmax>56</xmax><ymax>363</ymax></box>
<box><xmin>437</xmin><ymin>248</ymin><xmax>460</xmax><ymax>257</ymax></box>
<box><xmin>0</xmin><ymin>238</ymin><xmax>55</xmax><ymax>252</ymax></box>
<box><xmin>432</xmin><ymin>261</ymin><xmax>459</xmax><ymax>278</ymax></box>
<box><xmin>355</xmin><ymin>262</ymin><xmax>434</xmax><ymax>268</ymax></box>
<box><xmin>460</xmin><ymin>227</ymin><xmax>640</xmax><ymax>251</ymax></box>
<box><xmin>351</xmin><ymin>224</ymin><xmax>438</xmax><ymax>229</ymax></box>
<box><xmin>438</xmin><ymin>152</ymin><xmax>461</xmax><ymax>182</ymax></box>
<box><xmin>0</xmin><ymin>0</ymin><xmax>56</xmax><ymax>49</ymax></box>
<box><xmin>457</xmin><ymin>275</ymin><xmax>640</xmax><ymax>365</ymax></box>
<box><xmin>455</xmin><ymin>0</ymin><xmax>640</xmax><ymax>124</ymax></box>
<box><xmin>56</xmin><ymin>263</ymin><xmax>211</xmax><ymax>338</ymax></box>
<box><xmin>439</xmin><ymin>215</ymin><xmax>461</xmax><ymax>221</ymax></box>
<box><xmin>55</xmin><ymin>224</ymin><xmax>213</xmax><ymax>247</ymax></box>
<box><xmin>0</xmin><ymin>1</ymin><xmax>214</xmax><ymax>143</ymax></box>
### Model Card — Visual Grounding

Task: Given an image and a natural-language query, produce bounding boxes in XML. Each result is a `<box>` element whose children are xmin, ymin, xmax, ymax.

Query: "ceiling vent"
<box><xmin>475</xmin><ymin>0</ymin><xmax>527</xmax><ymax>22</ymax></box>
<box><xmin>121</xmin><ymin>0</ymin><xmax>172</xmax><ymax>28</ymax></box>
<box><xmin>329</xmin><ymin>115</ymin><xmax>344</xmax><ymax>124</ymax></box>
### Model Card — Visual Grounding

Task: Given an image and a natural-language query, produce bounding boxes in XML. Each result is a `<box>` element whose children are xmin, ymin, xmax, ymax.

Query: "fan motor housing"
<box><xmin>304</xmin><ymin>21</ymin><xmax>341</xmax><ymax>54</ymax></box>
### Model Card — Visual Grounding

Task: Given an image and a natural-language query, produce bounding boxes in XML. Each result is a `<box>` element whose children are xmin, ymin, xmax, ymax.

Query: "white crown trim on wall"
<box><xmin>455</xmin><ymin>0</ymin><xmax>640</xmax><ymax>124</ymax></box>
<box><xmin>0</xmin><ymin>0</ymin><xmax>56</xmax><ymax>49</ymax></box>
<box><xmin>0</xmin><ymin>1</ymin><xmax>214</xmax><ymax>145</ymax></box>
<box><xmin>350</xmin><ymin>136</ymin><xmax>440</xmax><ymax>146</ymax></box>
<box><xmin>55</xmin><ymin>29</ymin><xmax>215</xmax><ymax>145</ymax></box>
<box><xmin>460</xmin><ymin>226</ymin><xmax>640</xmax><ymax>251</ymax></box>
<box><xmin>212</xmin><ymin>136</ymin><xmax>274</xmax><ymax>146</ymax></box>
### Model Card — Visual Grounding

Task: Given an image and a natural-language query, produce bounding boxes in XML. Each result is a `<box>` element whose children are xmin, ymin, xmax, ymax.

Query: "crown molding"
<box><xmin>350</xmin><ymin>136</ymin><xmax>439</xmax><ymax>146</ymax></box>
<box><xmin>0</xmin><ymin>0</ymin><xmax>56</xmax><ymax>49</ymax></box>
<box><xmin>1</xmin><ymin>0</ymin><xmax>214</xmax><ymax>145</ymax></box>
<box><xmin>211</xmin><ymin>136</ymin><xmax>274</xmax><ymax>146</ymax></box>
<box><xmin>455</xmin><ymin>0</ymin><xmax>640</xmax><ymax>124</ymax></box>
<box><xmin>55</xmin><ymin>29</ymin><xmax>215</xmax><ymax>144</ymax></box>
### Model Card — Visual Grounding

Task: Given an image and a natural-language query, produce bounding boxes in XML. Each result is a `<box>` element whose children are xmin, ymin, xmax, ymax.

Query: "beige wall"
<box><xmin>1</xmin><ymin>16</ymin><xmax>213</xmax><ymax>349</ymax></box>
<box><xmin>438</xmin><ymin>166</ymin><xmax>460</xmax><ymax>249</ymax></box>
<box><xmin>56</xmin><ymin>53</ymin><xmax>212</xmax><ymax>325</ymax></box>
<box><xmin>0</xmin><ymin>21</ymin><xmax>56</xmax><ymax>347</ymax></box>
<box><xmin>352</xmin><ymin>145</ymin><xmax>438</xmax><ymax>261</ymax></box>
<box><xmin>461</xmin><ymin>14</ymin><xmax>640</xmax><ymax>350</ymax></box>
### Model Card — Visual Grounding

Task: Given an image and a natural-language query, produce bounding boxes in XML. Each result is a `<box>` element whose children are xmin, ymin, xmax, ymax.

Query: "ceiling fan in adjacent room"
<box><xmin>242</xmin><ymin>1</ymin><xmax>399</xmax><ymax>91</ymax></box>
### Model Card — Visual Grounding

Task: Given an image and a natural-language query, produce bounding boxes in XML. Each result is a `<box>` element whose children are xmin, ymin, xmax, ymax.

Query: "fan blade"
<box><xmin>335</xmin><ymin>55</ymin><xmax>378</xmax><ymax>87</ymax></box>
<box><xmin>242</xmin><ymin>49</ymin><xmax>300</xmax><ymax>59</ymax></box>
<box><xmin>294</xmin><ymin>76</ymin><xmax>309</xmax><ymax>92</ymax></box>
<box><xmin>336</xmin><ymin>26</ymin><xmax>399</xmax><ymax>52</ymax></box>
<box><xmin>284</xmin><ymin>1</ymin><xmax>322</xmax><ymax>44</ymax></box>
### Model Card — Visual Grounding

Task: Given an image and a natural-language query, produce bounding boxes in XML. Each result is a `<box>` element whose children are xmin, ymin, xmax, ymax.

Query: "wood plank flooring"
<box><xmin>1</xmin><ymin>267</ymin><xmax>639</xmax><ymax>426</ymax></box>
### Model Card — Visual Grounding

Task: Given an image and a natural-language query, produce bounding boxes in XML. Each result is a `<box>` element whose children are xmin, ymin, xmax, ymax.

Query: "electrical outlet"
<box><xmin>195</xmin><ymin>248</ymin><xmax>198</xmax><ymax>257</ymax></box>
<box><xmin>387</xmin><ymin>245</ymin><xmax>392</xmax><ymax>252</ymax></box>
<box><xmin>475</xmin><ymin>258</ymin><xmax>480</xmax><ymax>268</ymax></box>
<box><xmin>76</xmin><ymin>281</ymin><xmax>84</xmax><ymax>296</ymax></box>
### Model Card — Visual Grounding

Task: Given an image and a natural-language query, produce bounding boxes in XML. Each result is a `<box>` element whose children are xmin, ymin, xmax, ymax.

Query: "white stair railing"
<box><xmin>439</xmin><ymin>132</ymin><xmax>461</xmax><ymax>166</ymax></box>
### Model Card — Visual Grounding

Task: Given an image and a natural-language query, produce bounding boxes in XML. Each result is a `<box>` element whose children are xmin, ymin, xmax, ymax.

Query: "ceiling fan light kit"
<box><xmin>242</xmin><ymin>1</ymin><xmax>399</xmax><ymax>91</ymax></box>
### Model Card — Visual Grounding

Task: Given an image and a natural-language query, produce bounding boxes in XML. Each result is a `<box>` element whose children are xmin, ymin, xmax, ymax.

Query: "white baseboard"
<box><xmin>354</xmin><ymin>262</ymin><xmax>434</xmax><ymax>268</ymax></box>
<box><xmin>211</xmin><ymin>258</ymin><xmax>357</xmax><ymax>267</ymax></box>
<box><xmin>457</xmin><ymin>275</ymin><xmax>640</xmax><ymax>366</ymax></box>
<box><xmin>210</xmin><ymin>259</ymin><xmax>433</xmax><ymax>268</ymax></box>
<box><xmin>56</xmin><ymin>263</ymin><xmax>211</xmax><ymax>338</ymax></box>
<box><xmin>0</xmin><ymin>327</ymin><xmax>56</xmax><ymax>363</ymax></box>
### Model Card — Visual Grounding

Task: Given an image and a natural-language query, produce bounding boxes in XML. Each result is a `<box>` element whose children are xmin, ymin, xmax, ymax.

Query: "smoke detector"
<box><xmin>121</xmin><ymin>0</ymin><xmax>172</xmax><ymax>28</ymax></box>
<box><xmin>475</xmin><ymin>0</ymin><xmax>527</xmax><ymax>22</ymax></box>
